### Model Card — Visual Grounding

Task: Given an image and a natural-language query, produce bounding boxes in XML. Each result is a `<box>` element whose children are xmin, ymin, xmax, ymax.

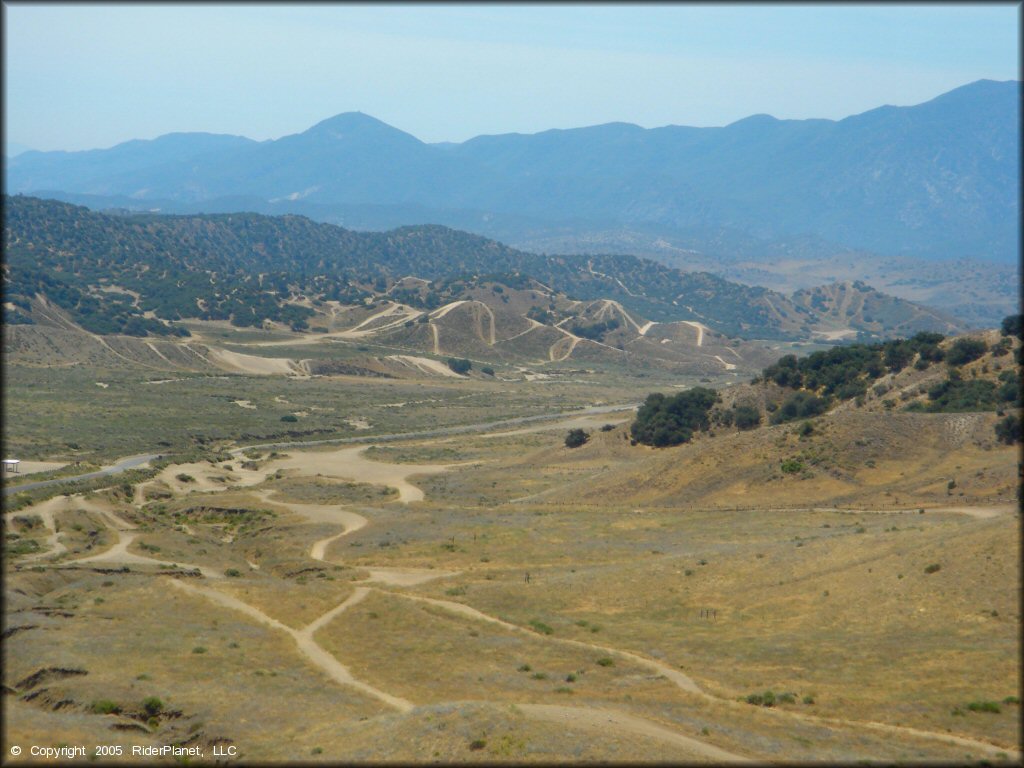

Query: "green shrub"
<box><xmin>225</xmin><ymin>568</ymin><xmax>242</xmax><ymax>578</ymax></box>
<box><xmin>446</xmin><ymin>357</ymin><xmax>472</xmax><ymax>374</ymax></box>
<box><xmin>745</xmin><ymin>690</ymin><xmax>776</xmax><ymax>707</ymax></box>
<box><xmin>529</xmin><ymin>620</ymin><xmax>553</xmax><ymax>635</ymax></box>
<box><xmin>564</xmin><ymin>429</ymin><xmax>589</xmax><ymax>448</ymax></box>
<box><xmin>596</xmin><ymin>657</ymin><xmax>614</xmax><ymax>667</ymax></box>
<box><xmin>924</xmin><ymin>563</ymin><xmax>941</xmax><ymax>574</ymax></box>
<box><xmin>142</xmin><ymin>696</ymin><xmax>163</xmax><ymax>716</ymax></box>
<box><xmin>280</xmin><ymin>414</ymin><xmax>298</xmax><ymax>423</ymax></box>
<box><xmin>966</xmin><ymin>700</ymin><xmax>1001</xmax><ymax>713</ymax></box>
<box><xmin>176</xmin><ymin>473</ymin><xmax>195</xmax><ymax>483</ymax></box>
<box><xmin>90</xmin><ymin>699</ymin><xmax>121</xmax><ymax>715</ymax></box>
<box><xmin>733</xmin><ymin>405</ymin><xmax>761</xmax><ymax>430</ymax></box>
<box><xmin>517</xmin><ymin>664</ymin><xmax>531</xmax><ymax>672</ymax></box>
<box><xmin>781</xmin><ymin>458</ymin><xmax>805</xmax><ymax>474</ymax></box>
<box><xmin>469</xmin><ymin>739</ymin><xmax>487</xmax><ymax>751</ymax></box>
<box><xmin>192</xmin><ymin>646</ymin><xmax>207</xmax><ymax>654</ymax></box>
<box><xmin>995</xmin><ymin>414</ymin><xmax>1021</xmax><ymax>445</ymax></box>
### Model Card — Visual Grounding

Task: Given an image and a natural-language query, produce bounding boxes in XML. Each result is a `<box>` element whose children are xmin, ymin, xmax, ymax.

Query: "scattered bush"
<box><xmin>596</xmin><ymin>657</ymin><xmax>614</xmax><ymax>667</ymax></box>
<box><xmin>90</xmin><ymin>699</ymin><xmax>121</xmax><ymax>715</ymax></box>
<box><xmin>446</xmin><ymin>357</ymin><xmax>472</xmax><ymax>374</ymax></box>
<box><xmin>781</xmin><ymin>458</ymin><xmax>805</xmax><ymax>474</ymax></box>
<box><xmin>280</xmin><ymin>414</ymin><xmax>298</xmax><ymax>423</ymax></box>
<box><xmin>924</xmin><ymin>563</ymin><xmax>941</xmax><ymax>574</ymax></box>
<box><xmin>733</xmin><ymin>405</ymin><xmax>761</xmax><ymax>430</ymax></box>
<box><xmin>225</xmin><ymin>568</ymin><xmax>242</xmax><ymax>578</ymax></box>
<box><xmin>142</xmin><ymin>696</ymin><xmax>163</xmax><ymax>716</ymax></box>
<box><xmin>564</xmin><ymin>429</ymin><xmax>589</xmax><ymax>448</ymax></box>
<box><xmin>175</xmin><ymin>473</ymin><xmax>195</xmax><ymax>483</ymax></box>
<box><xmin>995</xmin><ymin>414</ymin><xmax>1021</xmax><ymax>445</ymax></box>
<box><xmin>529</xmin><ymin>620</ymin><xmax>553</xmax><ymax>635</ymax></box>
<box><xmin>966</xmin><ymin>700</ymin><xmax>1001</xmax><ymax>714</ymax></box>
<box><xmin>745</xmin><ymin>691</ymin><xmax>777</xmax><ymax>707</ymax></box>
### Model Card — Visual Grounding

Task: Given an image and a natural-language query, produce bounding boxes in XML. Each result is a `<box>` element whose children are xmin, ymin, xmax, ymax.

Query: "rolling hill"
<box><xmin>3</xmin><ymin>196</ymin><xmax>966</xmax><ymax>358</ymax></box>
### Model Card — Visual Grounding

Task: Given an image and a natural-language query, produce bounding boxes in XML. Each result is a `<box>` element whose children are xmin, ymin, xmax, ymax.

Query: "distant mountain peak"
<box><xmin>303</xmin><ymin>111</ymin><xmax>422</xmax><ymax>144</ymax></box>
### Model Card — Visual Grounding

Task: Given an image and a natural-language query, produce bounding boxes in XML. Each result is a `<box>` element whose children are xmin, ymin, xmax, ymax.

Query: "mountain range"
<box><xmin>6</xmin><ymin>80</ymin><xmax>1019</xmax><ymax>266</ymax></box>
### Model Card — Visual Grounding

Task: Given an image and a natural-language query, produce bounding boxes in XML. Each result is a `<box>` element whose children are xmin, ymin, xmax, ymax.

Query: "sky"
<box><xmin>3</xmin><ymin>2</ymin><xmax>1020</xmax><ymax>153</ymax></box>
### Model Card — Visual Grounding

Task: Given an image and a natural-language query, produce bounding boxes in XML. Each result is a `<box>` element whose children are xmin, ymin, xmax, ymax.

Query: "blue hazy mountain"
<box><xmin>5</xmin><ymin>80</ymin><xmax>1018</xmax><ymax>263</ymax></box>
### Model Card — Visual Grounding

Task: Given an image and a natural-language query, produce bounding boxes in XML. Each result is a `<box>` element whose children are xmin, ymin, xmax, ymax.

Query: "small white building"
<box><xmin>2</xmin><ymin>459</ymin><xmax>20</xmax><ymax>473</ymax></box>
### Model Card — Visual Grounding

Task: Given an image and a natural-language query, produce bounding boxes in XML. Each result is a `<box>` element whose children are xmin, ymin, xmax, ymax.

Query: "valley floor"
<box><xmin>3</xmin><ymin>360</ymin><xmax>1020</xmax><ymax>764</ymax></box>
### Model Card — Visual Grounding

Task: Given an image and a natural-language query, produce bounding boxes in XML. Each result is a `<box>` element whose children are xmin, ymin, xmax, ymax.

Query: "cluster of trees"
<box><xmin>631</xmin><ymin>318</ymin><xmax>1020</xmax><ymax>448</ymax></box>
<box><xmin>907</xmin><ymin>368</ymin><xmax>1021</xmax><ymax>414</ymax></box>
<box><xmin>569</xmin><ymin>318</ymin><xmax>620</xmax><ymax>341</ymax></box>
<box><xmin>761</xmin><ymin>332</ymin><xmax>946</xmax><ymax>400</ymax></box>
<box><xmin>630</xmin><ymin>388</ymin><xmax>718</xmax><ymax>447</ymax></box>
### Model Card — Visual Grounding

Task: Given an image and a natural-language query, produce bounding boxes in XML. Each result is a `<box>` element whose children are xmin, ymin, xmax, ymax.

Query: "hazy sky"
<box><xmin>3</xmin><ymin>3</ymin><xmax>1020</xmax><ymax>152</ymax></box>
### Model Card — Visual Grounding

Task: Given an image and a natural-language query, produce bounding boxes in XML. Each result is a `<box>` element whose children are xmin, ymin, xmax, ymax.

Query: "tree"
<box><xmin>994</xmin><ymin>414</ymin><xmax>1021</xmax><ymax>445</ymax></box>
<box><xmin>446</xmin><ymin>357</ymin><xmax>472</xmax><ymax>374</ymax></box>
<box><xmin>565</xmin><ymin>429</ymin><xmax>589</xmax><ymax>448</ymax></box>
<box><xmin>770</xmin><ymin>392</ymin><xmax>829</xmax><ymax>424</ymax></box>
<box><xmin>946</xmin><ymin>338</ymin><xmax>987</xmax><ymax>367</ymax></box>
<box><xmin>733</xmin><ymin>405</ymin><xmax>761</xmax><ymax>430</ymax></box>
<box><xmin>1000</xmin><ymin>314</ymin><xmax>1023</xmax><ymax>339</ymax></box>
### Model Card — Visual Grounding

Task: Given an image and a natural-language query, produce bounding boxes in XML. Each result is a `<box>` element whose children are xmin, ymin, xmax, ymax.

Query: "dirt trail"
<box><xmin>822</xmin><ymin>504</ymin><xmax>1015</xmax><ymax>520</ymax></box>
<box><xmin>384</xmin><ymin>591</ymin><xmax>701</xmax><ymax>695</ymax></box>
<box><xmin>387</xmin><ymin>355</ymin><xmax>465</xmax><ymax>379</ymax></box>
<box><xmin>266</xmin><ymin>446</ymin><xmax>454</xmax><ymax>503</ymax></box>
<box><xmin>430</xmin><ymin>323</ymin><xmax>440</xmax><ymax>354</ymax></box>
<box><xmin>165</xmin><ymin>582</ymin><xmax>748</xmax><ymax>758</ymax></box>
<box><xmin>169</xmin><ymin>580</ymin><xmax>413</xmax><ymax>711</ymax></box>
<box><xmin>204</xmin><ymin>347</ymin><xmax>301</xmax><ymax>376</ymax></box>
<box><xmin>519</xmin><ymin>705</ymin><xmax>751</xmax><ymax>762</ymax></box>
<box><xmin>681</xmin><ymin>320</ymin><xmax>706</xmax><ymax>347</ymax></box>
<box><xmin>386</xmin><ymin>590</ymin><xmax>1018</xmax><ymax>759</ymax></box>
<box><xmin>430</xmin><ymin>300</ymin><xmax>468</xmax><ymax>320</ymax></box>
<box><xmin>257</xmin><ymin>489</ymin><xmax>458</xmax><ymax>586</ymax></box>
<box><xmin>71</xmin><ymin>521</ymin><xmax>223</xmax><ymax>579</ymax></box>
<box><xmin>549</xmin><ymin>329</ymin><xmax>581</xmax><ymax>362</ymax></box>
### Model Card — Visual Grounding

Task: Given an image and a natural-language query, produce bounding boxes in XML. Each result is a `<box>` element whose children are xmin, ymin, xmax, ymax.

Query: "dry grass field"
<box><xmin>3</xmin><ymin>325</ymin><xmax>1020</xmax><ymax>764</ymax></box>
